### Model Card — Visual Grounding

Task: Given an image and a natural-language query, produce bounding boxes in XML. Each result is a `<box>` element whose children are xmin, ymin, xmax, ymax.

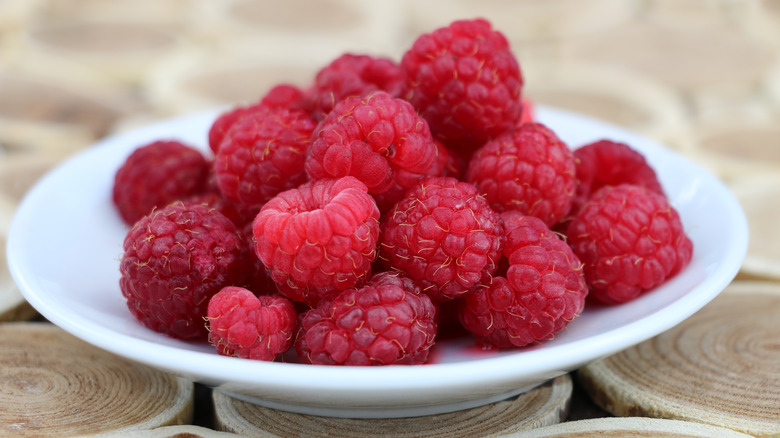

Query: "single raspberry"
<box><xmin>302</xmin><ymin>53</ymin><xmax>404</xmax><ymax>122</ymax></box>
<box><xmin>401</xmin><ymin>18</ymin><xmax>523</xmax><ymax>156</ymax></box>
<box><xmin>305</xmin><ymin>90</ymin><xmax>440</xmax><ymax>211</ymax></box>
<box><xmin>466</xmin><ymin>122</ymin><xmax>576</xmax><ymax>227</ymax></box>
<box><xmin>259</xmin><ymin>83</ymin><xmax>305</xmax><ymax>110</ymax></box>
<box><xmin>112</xmin><ymin>140</ymin><xmax>210</xmax><ymax>225</ymax></box>
<box><xmin>215</xmin><ymin>106</ymin><xmax>315</xmax><ymax>220</ymax></box>
<box><xmin>379</xmin><ymin>176</ymin><xmax>504</xmax><ymax>302</ymax></box>
<box><xmin>565</xmin><ymin>184</ymin><xmax>694</xmax><ymax>304</ymax></box>
<box><xmin>208</xmin><ymin>104</ymin><xmax>265</xmax><ymax>155</ymax></box>
<box><xmin>460</xmin><ymin>211</ymin><xmax>587</xmax><ymax>348</ymax></box>
<box><xmin>207</xmin><ymin>286</ymin><xmax>297</xmax><ymax>361</ymax></box>
<box><xmin>295</xmin><ymin>271</ymin><xmax>437</xmax><ymax>366</ymax></box>
<box><xmin>119</xmin><ymin>201</ymin><xmax>249</xmax><ymax>340</ymax></box>
<box><xmin>572</xmin><ymin>139</ymin><xmax>665</xmax><ymax>213</ymax></box>
<box><xmin>252</xmin><ymin>176</ymin><xmax>380</xmax><ymax>307</ymax></box>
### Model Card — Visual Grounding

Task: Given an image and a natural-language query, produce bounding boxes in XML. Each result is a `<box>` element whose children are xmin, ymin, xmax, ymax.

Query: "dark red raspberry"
<box><xmin>379</xmin><ymin>176</ymin><xmax>504</xmax><ymax>302</ymax></box>
<box><xmin>295</xmin><ymin>271</ymin><xmax>437</xmax><ymax>366</ymax></box>
<box><xmin>565</xmin><ymin>184</ymin><xmax>693</xmax><ymax>304</ymax></box>
<box><xmin>466</xmin><ymin>122</ymin><xmax>576</xmax><ymax>227</ymax></box>
<box><xmin>207</xmin><ymin>286</ymin><xmax>297</xmax><ymax>361</ymax></box>
<box><xmin>252</xmin><ymin>176</ymin><xmax>380</xmax><ymax>307</ymax></box>
<box><xmin>112</xmin><ymin>140</ymin><xmax>210</xmax><ymax>225</ymax></box>
<box><xmin>401</xmin><ymin>18</ymin><xmax>523</xmax><ymax>156</ymax></box>
<box><xmin>572</xmin><ymin>139</ymin><xmax>665</xmax><ymax>213</ymax></box>
<box><xmin>459</xmin><ymin>211</ymin><xmax>587</xmax><ymax>348</ymax></box>
<box><xmin>215</xmin><ymin>106</ymin><xmax>315</xmax><ymax>220</ymax></box>
<box><xmin>302</xmin><ymin>53</ymin><xmax>404</xmax><ymax>122</ymax></box>
<box><xmin>119</xmin><ymin>201</ymin><xmax>249</xmax><ymax>340</ymax></box>
<box><xmin>305</xmin><ymin>90</ymin><xmax>440</xmax><ymax>211</ymax></box>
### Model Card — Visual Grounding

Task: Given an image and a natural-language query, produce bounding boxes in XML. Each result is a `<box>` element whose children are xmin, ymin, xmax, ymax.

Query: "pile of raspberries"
<box><xmin>115</xmin><ymin>18</ymin><xmax>693</xmax><ymax>366</ymax></box>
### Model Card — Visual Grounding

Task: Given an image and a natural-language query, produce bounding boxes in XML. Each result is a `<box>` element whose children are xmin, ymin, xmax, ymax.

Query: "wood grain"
<box><xmin>0</xmin><ymin>323</ymin><xmax>194</xmax><ymax>437</ymax></box>
<box><xmin>577</xmin><ymin>281</ymin><xmax>780</xmax><ymax>437</ymax></box>
<box><xmin>511</xmin><ymin>416</ymin><xmax>755</xmax><ymax>437</ymax></box>
<box><xmin>213</xmin><ymin>374</ymin><xmax>572</xmax><ymax>437</ymax></box>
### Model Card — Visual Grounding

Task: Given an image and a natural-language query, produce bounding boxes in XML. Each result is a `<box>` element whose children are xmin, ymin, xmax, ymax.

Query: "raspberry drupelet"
<box><xmin>295</xmin><ymin>271</ymin><xmax>437</xmax><ymax>366</ymax></box>
<box><xmin>466</xmin><ymin>122</ymin><xmax>577</xmax><ymax>227</ymax></box>
<box><xmin>565</xmin><ymin>184</ymin><xmax>693</xmax><ymax>304</ymax></box>
<box><xmin>113</xmin><ymin>140</ymin><xmax>210</xmax><ymax>225</ymax></box>
<box><xmin>401</xmin><ymin>18</ymin><xmax>524</xmax><ymax>157</ymax></box>
<box><xmin>379</xmin><ymin>176</ymin><xmax>504</xmax><ymax>302</ymax></box>
<box><xmin>305</xmin><ymin>90</ymin><xmax>440</xmax><ymax>211</ymax></box>
<box><xmin>459</xmin><ymin>211</ymin><xmax>588</xmax><ymax>348</ymax></box>
<box><xmin>207</xmin><ymin>286</ymin><xmax>297</xmax><ymax>361</ymax></box>
<box><xmin>252</xmin><ymin>176</ymin><xmax>381</xmax><ymax>307</ymax></box>
<box><xmin>119</xmin><ymin>201</ymin><xmax>249</xmax><ymax>340</ymax></box>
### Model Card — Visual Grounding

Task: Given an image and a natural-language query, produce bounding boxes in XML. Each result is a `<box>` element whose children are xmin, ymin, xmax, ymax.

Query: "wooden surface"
<box><xmin>0</xmin><ymin>323</ymin><xmax>194</xmax><ymax>437</ymax></box>
<box><xmin>212</xmin><ymin>375</ymin><xmax>571</xmax><ymax>437</ymax></box>
<box><xmin>2</xmin><ymin>0</ymin><xmax>779</xmax><ymax>436</ymax></box>
<box><xmin>577</xmin><ymin>281</ymin><xmax>780</xmax><ymax>437</ymax></box>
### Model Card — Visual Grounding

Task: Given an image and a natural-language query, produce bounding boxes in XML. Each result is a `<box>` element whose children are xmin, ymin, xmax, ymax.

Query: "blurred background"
<box><xmin>0</xmin><ymin>0</ymin><xmax>779</xmax><ymax>430</ymax></box>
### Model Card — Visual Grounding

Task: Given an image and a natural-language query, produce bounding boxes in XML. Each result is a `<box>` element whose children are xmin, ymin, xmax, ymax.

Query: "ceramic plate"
<box><xmin>6</xmin><ymin>106</ymin><xmax>748</xmax><ymax>418</ymax></box>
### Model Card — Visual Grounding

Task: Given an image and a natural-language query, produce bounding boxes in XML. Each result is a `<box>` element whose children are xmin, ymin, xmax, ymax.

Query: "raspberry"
<box><xmin>460</xmin><ymin>211</ymin><xmax>587</xmax><ymax>348</ymax></box>
<box><xmin>572</xmin><ymin>139</ymin><xmax>665</xmax><ymax>213</ymax></box>
<box><xmin>259</xmin><ymin>83</ymin><xmax>305</xmax><ymax>110</ymax></box>
<box><xmin>565</xmin><ymin>184</ymin><xmax>693</xmax><ymax>304</ymax></box>
<box><xmin>302</xmin><ymin>53</ymin><xmax>404</xmax><ymax>122</ymax></box>
<box><xmin>252</xmin><ymin>176</ymin><xmax>380</xmax><ymax>307</ymax></box>
<box><xmin>295</xmin><ymin>271</ymin><xmax>437</xmax><ymax>366</ymax></box>
<box><xmin>401</xmin><ymin>18</ymin><xmax>523</xmax><ymax>156</ymax></box>
<box><xmin>119</xmin><ymin>201</ymin><xmax>249</xmax><ymax>340</ymax></box>
<box><xmin>305</xmin><ymin>90</ymin><xmax>440</xmax><ymax>211</ymax></box>
<box><xmin>215</xmin><ymin>106</ymin><xmax>315</xmax><ymax>220</ymax></box>
<box><xmin>208</xmin><ymin>85</ymin><xmax>307</xmax><ymax>155</ymax></box>
<box><xmin>112</xmin><ymin>140</ymin><xmax>210</xmax><ymax>225</ymax></box>
<box><xmin>466</xmin><ymin>122</ymin><xmax>576</xmax><ymax>227</ymax></box>
<box><xmin>207</xmin><ymin>286</ymin><xmax>297</xmax><ymax>361</ymax></box>
<box><xmin>379</xmin><ymin>176</ymin><xmax>504</xmax><ymax>302</ymax></box>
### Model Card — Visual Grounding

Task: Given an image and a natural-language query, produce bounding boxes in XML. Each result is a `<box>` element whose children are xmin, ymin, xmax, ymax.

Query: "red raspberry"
<box><xmin>119</xmin><ymin>201</ymin><xmax>249</xmax><ymax>340</ymax></box>
<box><xmin>112</xmin><ymin>140</ymin><xmax>210</xmax><ymax>225</ymax></box>
<box><xmin>295</xmin><ymin>271</ymin><xmax>437</xmax><ymax>366</ymax></box>
<box><xmin>302</xmin><ymin>53</ymin><xmax>404</xmax><ymax>122</ymax></box>
<box><xmin>259</xmin><ymin>83</ymin><xmax>305</xmax><ymax>110</ymax></box>
<box><xmin>460</xmin><ymin>211</ymin><xmax>587</xmax><ymax>348</ymax></box>
<box><xmin>401</xmin><ymin>18</ymin><xmax>523</xmax><ymax>156</ymax></box>
<box><xmin>252</xmin><ymin>176</ymin><xmax>380</xmax><ymax>307</ymax></box>
<box><xmin>572</xmin><ymin>139</ymin><xmax>665</xmax><ymax>213</ymax></box>
<box><xmin>215</xmin><ymin>106</ymin><xmax>315</xmax><ymax>220</ymax></box>
<box><xmin>565</xmin><ymin>184</ymin><xmax>694</xmax><ymax>304</ymax></box>
<box><xmin>207</xmin><ymin>286</ymin><xmax>297</xmax><ymax>361</ymax></box>
<box><xmin>208</xmin><ymin>84</ymin><xmax>306</xmax><ymax>155</ymax></box>
<box><xmin>466</xmin><ymin>122</ymin><xmax>576</xmax><ymax>227</ymax></box>
<box><xmin>305</xmin><ymin>90</ymin><xmax>440</xmax><ymax>211</ymax></box>
<box><xmin>379</xmin><ymin>176</ymin><xmax>504</xmax><ymax>302</ymax></box>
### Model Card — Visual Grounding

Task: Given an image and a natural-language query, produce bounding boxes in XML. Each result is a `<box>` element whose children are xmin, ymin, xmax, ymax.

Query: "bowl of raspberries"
<box><xmin>7</xmin><ymin>18</ymin><xmax>747</xmax><ymax>418</ymax></box>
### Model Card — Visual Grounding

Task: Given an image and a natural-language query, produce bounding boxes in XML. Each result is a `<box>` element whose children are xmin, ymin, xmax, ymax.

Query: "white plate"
<box><xmin>6</xmin><ymin>106</ymin><xmax>748</xmax><ymax>418</ymax></box>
